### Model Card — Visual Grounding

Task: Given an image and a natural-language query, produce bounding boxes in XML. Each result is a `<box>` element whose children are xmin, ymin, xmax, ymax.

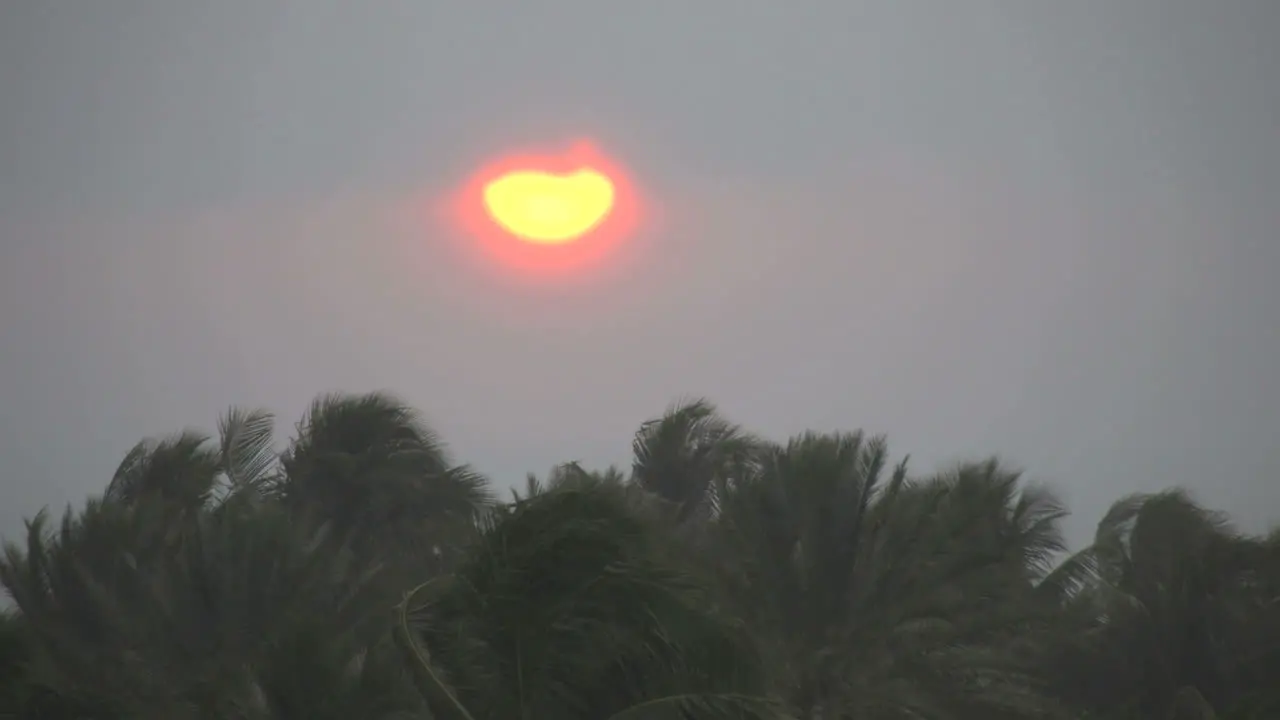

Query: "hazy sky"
<box><xmin>2</xmin><ymin>1</ymin><xmax>1277</xmax><ymax>547</ymax></box>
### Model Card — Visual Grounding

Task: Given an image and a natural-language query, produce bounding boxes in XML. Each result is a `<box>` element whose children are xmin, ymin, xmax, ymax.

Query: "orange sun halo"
<box><xmin>449</xmin><ymin>141</ymin><xmax>641</xmax><ymax>279</ymax></box>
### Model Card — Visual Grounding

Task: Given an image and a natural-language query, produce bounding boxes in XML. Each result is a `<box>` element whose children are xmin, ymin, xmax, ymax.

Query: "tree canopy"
<box><xmin>1</xmin><ymin>392</ymin><xmax>1276</xmax><ymax>720</ymax></box>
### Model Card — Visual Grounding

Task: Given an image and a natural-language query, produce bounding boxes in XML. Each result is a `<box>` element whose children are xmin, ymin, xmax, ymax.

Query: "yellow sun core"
<box><xmin>482</xmin><ymin>169</ymin><xmax>616</xmax><ymax>244</ymax></box>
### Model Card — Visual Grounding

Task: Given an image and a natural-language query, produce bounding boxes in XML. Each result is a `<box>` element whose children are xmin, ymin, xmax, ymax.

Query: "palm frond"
<box><xmin>217</xmin><ymin>407</ymin><xmax>278</xmax><ymax>491</ymax></box>
<box><xmin>631</xmin><ymin>398</ymin><xmax>761</xmax><ymax>522</ymax></box>
<box><xmin>405</xmin><ymin>479</ymin><xmax>777</xmax><ymax>720</ymax></box>
<box><xmin>104</xmin><ymin>432</ymin><xmax>220</xmax><ymax>510</ymax></box>
<box><xmin>604</xmin><ymin>692</ymin><xmax>789</xmax><ymax>720</ymax></box>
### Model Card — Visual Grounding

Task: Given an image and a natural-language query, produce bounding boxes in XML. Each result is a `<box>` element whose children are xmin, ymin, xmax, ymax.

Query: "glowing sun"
<box><xmin>450</xmin><ymin>141</ymin><xmax>642</xmax><ymax>279</ymax></box>
<box><xmin>483</xmin><ymin>168</ymin><xmax>615</xmax><ymax>244</ymax></box>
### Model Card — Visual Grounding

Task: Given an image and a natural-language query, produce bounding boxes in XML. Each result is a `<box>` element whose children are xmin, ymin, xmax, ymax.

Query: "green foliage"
<box><xmin>0</xmin><ymin>391</ymin><xmax>1277</xmax><ymax>720</ymax></box>
<box><xmin>397</xmin><ymin>479</ymin><xmax>782</xmax><ymax>720</ymax></box>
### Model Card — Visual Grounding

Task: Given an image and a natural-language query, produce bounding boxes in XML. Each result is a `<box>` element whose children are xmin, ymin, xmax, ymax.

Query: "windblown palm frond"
<box><xmin>716</xmin><ymin>432</ymin><xmax>905</xmax><ymax>716</ymax></box>
<box><xmin>719</xmin><ymin>439</ymin><xmax>1073</xmax><ymax>720</ymax></box>
<box><xmin>520</xmin><ymin>462</ymin><xmax>625</xmax><ymax>498</ymax></box>
<box><xmin>1044</xmin><ymin>490</ymin><xmax>1280</xmax><ymax>719</ymax></box>
<box><xmin>631</xmin><ymin>398</ymin><xmax>762</xmax><ymax>523</ymax></box>
<box><xmin>396</xmin><ymin>478</ymin><xmax>787</xmax><ymax>720</ymax></box>
<box><xmin>277</xmin><ymin>393</ymin><xmax>490</xmax><ymax>528</ymax></box>
<box><xmin>1036</xmin><ymin>545</ymin><xmax>1102</xmax><ymax>604</ymax></box>
<box><xmin>104</xmin><ymin>432</ymin><xmax>220</xmax><ymax>511</ymax></box>
<box><xmin>519</xmin><ymin>463</ymin><xmax>644</xmax><ymax>512</ymax></box>
<box><xmin>0</xmin><ymin>609</ymin><xmax>31</xmax><ymax>718</ymax></box>
<box><xmin>216</xmin><ymin>407</ymin><xmax>279</xmax><ymax>492</ymax></box>
<box><xmin>271</xmin><ymin>393</ymin><xmax>492</xmax><ymax>586</ymax></box>
<box><xmin>1</xmin><ymin>493</ymin><xmax>420</xmax><ymax>719</ymax></box>
<box><xmin>1</xmin><ymin>499</ymin><xmax>186</xmax><ymax>716</ymax></box>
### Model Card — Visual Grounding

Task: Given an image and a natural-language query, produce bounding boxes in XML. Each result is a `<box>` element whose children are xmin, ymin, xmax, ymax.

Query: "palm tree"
<box><xmin>104</xmin><ymin>433</ymin><xmax>222</xmax><ymax>512</ymax></box>
<box><xmin>8</xmin><ymin>390</ymin><xmax>1280</xmax><ymax>720</ymax></box>
<box><xmin>1228</xmin><ymin>526</ymin><xmax>1280</xmax><ymax>718</ymax></box>
<box><xmin>394</xmin><ymin>477</ymin><xmax>788</xmax><ymax>720</ymax></box>
<box><xmin>1044</xmin><ymin>490</ymin><xmax>1280</xmax><ymax>720</ymax></box>
<box><xmin>0</xmin><ymin>408</ymin><xmax>287</xmax><ymax>716</ymax></box>
<box><xmin>0</xmin><ymin>609</ymin><xmax>30</xmax><ymax>718</ymax></box>
<box><xmin>716</xmin><ymin>434</ymin><xmax>1072</xmax><ymax>720</ymax></box>
<box><xmin>0</xmin><ymin>492</ymin><xmax>424</xmax><ymax>719</ymax></box>
<box><xmin>273</xmin><ymin>393</ymin><xmax>492</xmax><ymax>579</ymax></box>
<box><xmin>100</xmin><ymin>407</ymin><xmax>279</xmax><ymax>511</ymax></box>
<box><xmin>630</xmin><ymin>399</ymin><xmax>761</xmax><ymax>524</ymax></box>
<box><xmin>519</xmin><ymin>461</ymin><xmax>628</xmax><ymax>500</ymax></box>
<box><xmin>0</xmin><ymin>395</ymin><xmax>475</xmax><ymax>719</ymax></box>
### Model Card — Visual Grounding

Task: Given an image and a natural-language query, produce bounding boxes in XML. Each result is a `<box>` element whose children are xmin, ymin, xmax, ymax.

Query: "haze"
<box><xmin>1</xmin><ymin>1</ymin><xmax>1277</xmax><ymax>547</ymax></box>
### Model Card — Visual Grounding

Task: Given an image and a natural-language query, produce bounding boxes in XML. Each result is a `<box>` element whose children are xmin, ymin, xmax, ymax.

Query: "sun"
<box><xmin>449</xmin><ymin>141</ymin><xmax>642</xmax><ymax>279</ymax></box>
<box><xmin>482</xmin><ymin>168</ymin><xmax>616</xmax><ymax>245</ymax></box>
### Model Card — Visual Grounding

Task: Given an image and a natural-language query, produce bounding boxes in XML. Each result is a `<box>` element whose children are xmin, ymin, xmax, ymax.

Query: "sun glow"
<box><xmin>482</xmin><ymin>168</ymin><xmax>615</xmax><ymax>245</ymax></box>
<box><xmin>448</xmin><ymin>141</ymin><xmax>642</xmax><ymax>280</ymax></box>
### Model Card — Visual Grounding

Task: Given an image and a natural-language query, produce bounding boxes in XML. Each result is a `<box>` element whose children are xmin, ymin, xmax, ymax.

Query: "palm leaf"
<box><xmin>217</xmin><ymin>407</ymin><xmax>278</xmax><ymax>491</ymax></box>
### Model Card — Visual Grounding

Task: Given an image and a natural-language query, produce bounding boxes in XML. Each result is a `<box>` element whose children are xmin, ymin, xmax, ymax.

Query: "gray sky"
<box><xmin>1</xmin><ymin>1</ymin><xmax>1277</xmax><ymax>548</ymax></box>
